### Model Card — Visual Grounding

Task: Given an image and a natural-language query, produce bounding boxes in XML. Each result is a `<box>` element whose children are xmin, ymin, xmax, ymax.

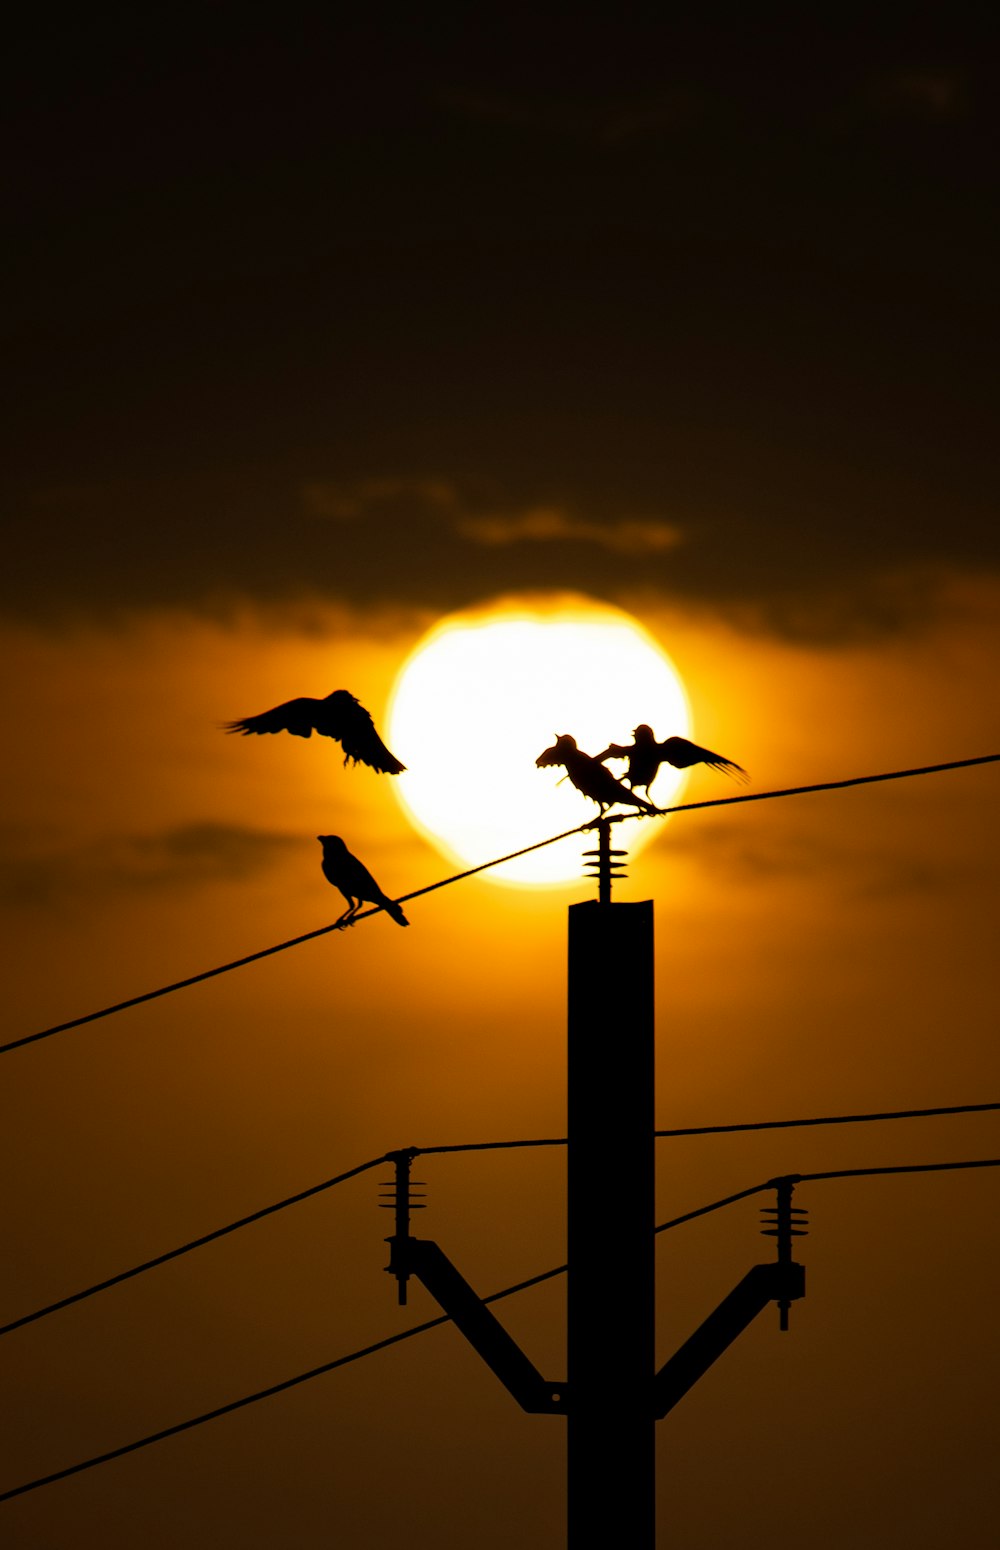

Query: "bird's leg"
<box><xmin>334</xmin><ymin>897</ymin><xmax>361</xmax><ymax>929</ymax></box>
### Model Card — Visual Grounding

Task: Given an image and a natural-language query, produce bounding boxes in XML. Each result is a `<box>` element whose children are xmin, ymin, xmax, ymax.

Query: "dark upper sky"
<box><xmin>6</xmin><ymin>8</ymin><xmax>997</xmax><ymax>638</ymax></box>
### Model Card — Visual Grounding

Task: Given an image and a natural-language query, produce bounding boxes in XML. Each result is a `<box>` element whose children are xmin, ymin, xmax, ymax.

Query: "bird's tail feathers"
<box><xmin>383</xmin><ymin>898</ymin><xmax>409</xmax><ymax>927</ymax></box>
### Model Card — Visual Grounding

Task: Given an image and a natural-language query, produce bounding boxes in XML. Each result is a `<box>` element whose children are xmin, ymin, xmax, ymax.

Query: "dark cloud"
<box><xmin>455</xmin><ymin>510</ymin><xmax>681</xmax><ymax>555</ymax></box>
<box><xmin>5</xmin><ymin>13</ymin><xmax>997</xmax><ymax>641</ymax></box>
<box><xmin>872</xmin><ymin>70</ymin><xmax>966</xmax><ymax>121</ymax></box>
<box><xmin>0</xmin><ymin>823</ymin><xmax>300</xmax><ymax>910</ymax></box>
<box><xmin>5</xmin><ymin>456</ymin><xmax>991</xmax><ymax>644</ymax></box>
<box><xmin>301</xmin><ymin>477</ymin><xmax>682</xmax><ymax>555</ymax></box>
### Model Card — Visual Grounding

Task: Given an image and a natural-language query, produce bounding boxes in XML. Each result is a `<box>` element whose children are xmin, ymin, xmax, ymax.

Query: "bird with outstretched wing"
<box><xmin>536</xmin><ymin>734</ymin><xmax>662</xmax><ymax>816</ymax></box>
<box><xmin>596</xmin><ymin>724</ymin><xmax>747</xmax><ymax>796</ymax></box>
<box><xmin>224</xmin><ymin>689</ymin><xmax>405</xmax><ymax>774</ymax></box>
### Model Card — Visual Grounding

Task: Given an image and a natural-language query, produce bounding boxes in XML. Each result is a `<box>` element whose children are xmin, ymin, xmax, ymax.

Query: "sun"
<box><xmin>387</xmin><ymin>596</ymin><xmax>691</xmax><ymax>884</ymax></box>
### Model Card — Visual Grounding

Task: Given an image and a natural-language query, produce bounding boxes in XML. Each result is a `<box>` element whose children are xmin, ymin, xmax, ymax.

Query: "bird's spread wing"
<box><xmin>224</xmin><ymin>697</ymin><xmax>323</xmax><ymax>738</ymax></box>
<box><xmin>225</xmin><ymin>690</ymin><xmax>405</xmax><ymax>772</ymax></box>
<box><xmin>594</xmin><ymin>743</ymin><xmax>630</xmax><ymax>764</ymax></box>
<box><xmin>661</xmin><ymin>737</ymin><xmax>748</xmax><ymax>781</ymax></box>
<box><xmin>315</xmin><ymin>691</ymin><xmax>406</xmax><ymax>774</ymax></box>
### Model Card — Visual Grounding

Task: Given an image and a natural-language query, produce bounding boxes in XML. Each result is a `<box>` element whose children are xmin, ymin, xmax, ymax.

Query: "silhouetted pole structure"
<box><xmin>384</xmin><ymin>820</ymin><xmax>805</xmax><ymax>1544</ymax></box>
<box><xmin>568</xmin><ymin>821</ymin><xmax>655</xmax><ymax>1545</ymax></box>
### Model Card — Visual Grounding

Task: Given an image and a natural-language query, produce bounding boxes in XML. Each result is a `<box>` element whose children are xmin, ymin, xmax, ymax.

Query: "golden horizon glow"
<box><xmin>387</xmin><ymin>597</ymin><xmax>691</xmax><ymax>884</ymax></box>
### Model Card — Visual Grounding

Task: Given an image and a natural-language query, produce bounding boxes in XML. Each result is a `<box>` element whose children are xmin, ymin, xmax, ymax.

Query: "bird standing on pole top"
<box><xmin>536</xmin><ymin>735</ymin><xmax>662</xmax><ymax>816</ymax></box>
<box><xmin>596</xmin><ymin>725</ymin><xmax>747</xmax><ymax>796</ymax></box>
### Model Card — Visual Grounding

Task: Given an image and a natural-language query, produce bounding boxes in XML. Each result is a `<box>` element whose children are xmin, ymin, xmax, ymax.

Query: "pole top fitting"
<box><xmin>582</xmin><ymin>817</ymin><xmax>628</xmax><ymax>903</ymax></box>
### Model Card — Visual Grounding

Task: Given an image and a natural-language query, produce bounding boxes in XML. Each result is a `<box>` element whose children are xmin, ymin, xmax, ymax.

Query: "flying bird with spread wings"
<box><xmin>596</xmin><ymin>724</ymin><xmax>748</xmax><ymax>796</ymax></box>
<box><xmin>536</xmin><ymin>735</ymin><xmax>662</xmax><ymax>816</ymax></box>
<box><xmin>224</xmin><ymin>689</ymin><xmax>405</xmax><ymax>774</ymax></box>
<box><xmin>318</xmin><ymin>835</ymin><xmax>409</xmax><ymax>928</ymax></box>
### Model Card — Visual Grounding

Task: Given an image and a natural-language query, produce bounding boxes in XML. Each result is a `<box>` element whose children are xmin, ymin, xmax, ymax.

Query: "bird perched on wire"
<box><xmin>596</xmin><ymin>725</ymin><xmax>748</xmax><ymax>796</ymax></box>
<box><xmin>224</xmin><ymin>689</ymin><xmax>405</xmax><ymax>774</ymax></box>
<box><xmin>317</xmin><ymin>835</ymin><xmax>409</xmax><ymax>928</ymax></box>
<box><xmin>536</xmin><ymin>735</ymin><xmax>662</xmax><ymax>816</ymax></box>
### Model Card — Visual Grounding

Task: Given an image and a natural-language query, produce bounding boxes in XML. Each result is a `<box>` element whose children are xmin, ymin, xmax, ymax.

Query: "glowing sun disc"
<box><xmin>388</xmin><ymin>598</ymin><xmax>691</xmax><ymax>885</ymax></box>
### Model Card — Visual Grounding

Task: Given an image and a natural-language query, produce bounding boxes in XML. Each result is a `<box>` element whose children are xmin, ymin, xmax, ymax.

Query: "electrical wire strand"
<box><xmin>4</xmin><ymin>1152</ymin><xmax>1000</xmax><ymax>1504</ymax></box>
<box><xmin>0</xmin><ymin>1157</ymin><xmax>384</xmax><ymax>1341</ymax></box>
<box><xmin>0</xmin><ymin>821</ymin><xmax>590</xmax><ymax>1057</ymax></box>
<box><xmin>0</xmin><ymin>1259</ymin><xmax>566</xmax><ymax>1505</ymax></box>
<box><xmin>797</xmin><ymin>1156</ymin><xmax>1000</xmax><ymax>1184</ymax></box>
<box><xmin>4</xmin><ymin>1100</ymin><xmax>997</xmax><ymax>1342</ymax></box>
<box><xmin>4</xmin><ymin>752</ymin><xmax>996</xmax><ymax>1058</ymax></box>
<box><xmin>417</xmin><ymin>1099</ymin><xmax>1000</xmax><ymax>1154</ymax></box>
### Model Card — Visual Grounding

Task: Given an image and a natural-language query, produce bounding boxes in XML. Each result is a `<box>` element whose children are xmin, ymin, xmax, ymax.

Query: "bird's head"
<box><xmin>535</xmin><ymin>734</ymin><xmax>577</xmax><ymax>768</ymax></box>
<box><xmin>632</xmin><ymin>724</ymin><xmax>654</xmax><ymax>741</ymax></box>
<box><xmin>317</xmin><ymin>834</ymin><xmax>346</xmax><ymax>851</ymax></box>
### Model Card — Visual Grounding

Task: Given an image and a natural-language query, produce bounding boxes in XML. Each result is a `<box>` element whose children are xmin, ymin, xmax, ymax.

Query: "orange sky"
<box><xmin>6</xmin><ymin>10</ymin><xmax>1000</xmax><ymax>1543</ymax></box>
<box><xmin>1</xmin><ymin>580</ymin><xmax>997</xmax><ymax>1547</ymax></box>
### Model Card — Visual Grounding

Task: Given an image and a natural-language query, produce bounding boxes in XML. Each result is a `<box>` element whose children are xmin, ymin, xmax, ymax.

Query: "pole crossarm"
<box><xmin>653</xmin><ymin>1260</ymin><xmax>806</xmax><ymax>1419</ymax></box>
<box><xmin>388</xmin><ymin>1236</ymin><xmax>566</xmax><ymax>1414</ymax></box>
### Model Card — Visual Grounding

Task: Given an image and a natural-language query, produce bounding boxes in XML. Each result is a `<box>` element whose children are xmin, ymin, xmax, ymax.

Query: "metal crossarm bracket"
<box><xmin>653</xmin><ymin>1259</ymin><xmax>806</xmax><ymax>1419</ymax></box>
<box><xmin>388</xmin><ymin>1234</ymin><xmax>566</xmax><ymax>1415</ymax></box>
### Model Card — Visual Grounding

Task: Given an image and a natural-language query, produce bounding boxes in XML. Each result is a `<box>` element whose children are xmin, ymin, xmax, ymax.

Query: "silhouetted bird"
<box><xmin>536</xmin><ymin>735</ymin><xmax>661</xmax><ymax>816</ymax></box>
<box><xmin>317</xmin><ymin>835</ymin><xmax>409</xmax><ymax>928</ymax></box>
<box><xmin>596</xmin><ymin>725</ymin><xmax>748</xmax><ymax>795</ymax></box>
<box><xmin>225</xmin><ymin>690</ymin><xmax>405</xmax><ymax>774</ymax></box>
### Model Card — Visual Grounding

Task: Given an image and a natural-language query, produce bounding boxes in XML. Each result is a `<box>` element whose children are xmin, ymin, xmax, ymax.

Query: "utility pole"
<box><xmin>384</xmin><ymin>817</ymin><xmax>805</xmax><ymax>1545</ymax></box>
<box><xmin>567</xmin><ymin>821</ymin><xmax>655</xmax><ymax>1545</ymax></box>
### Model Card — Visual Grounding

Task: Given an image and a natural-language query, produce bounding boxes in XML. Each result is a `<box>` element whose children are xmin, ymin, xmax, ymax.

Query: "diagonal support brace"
<box><xmin>654</xmin><ymin>1261</ymin><xmax>805</xmax><ymax>1418</ymax></box>
<box><xmin>389</xmin><ymin>1236</ymin><xmax>566</xmax><ymax>1414</ymax></box>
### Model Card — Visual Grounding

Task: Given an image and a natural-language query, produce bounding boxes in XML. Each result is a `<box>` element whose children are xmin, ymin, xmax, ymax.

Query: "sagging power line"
<box><xmin>4</xmin><ymin>753</ymin><xmax>997</xmax><ymax>1059</ymax></box>
<box><xmin>4</xmin><ymin>1099</ymin><xmax>998</xmax><ymax>1343</ymax></box>
<box><xmin>2</xmin><ymin>1153</ymin><xmax>998</xmax><ymax>1507</ymax></box>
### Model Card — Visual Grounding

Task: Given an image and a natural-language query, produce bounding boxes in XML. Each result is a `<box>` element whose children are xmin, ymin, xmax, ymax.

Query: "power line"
<box><xmin>3</xmin><ymin>1152</ymin><xmax>999</xmax><ymax>1505</ymax></box>
<box><xmin>418</xmin><ymin>1099</ymin><xmax>1000</xmax><ymax>1154</ymax></box>
<box><xmin>0</xmin><ymin>821</ymin><xmax>591</xmax><ymax>1058</ymax></box>
<box><xmin>0</xmin><ymin>1157</ymin><xmax>384</xmax><ymax>1341</ymax></box>
<box><xmin>646</xmin><ymin>751</ymin><xmax>999</xmax><ymax>819</ymax></box>
<box><xmin>654</xmin><ymin>1099</ymin><xmax>1000</xmax><ymax>1141</ymax></box>
<box><xmin>798</xmin><ymin>1156</ymin><xmax>1000</xmax><ymax>1184</ymax></box>
<box><xmin>3</xmin><ymin>1100</ymin><xmax>997</xmax><ymax>1341</ymax></box>
<box><xmin>0</xmin><ymin>1258</ymin><xmax>565</xmax><ymax>1506</ymax></box>
<box><xmin>652</xmin><ymin>1156</ymin><xmax>1000</xmax><ymax>1231</ymax></box>
<box><xmin>4</xmin><ymin>752</ymin><xmax>996</xmax><ymax>1060</ymax></box>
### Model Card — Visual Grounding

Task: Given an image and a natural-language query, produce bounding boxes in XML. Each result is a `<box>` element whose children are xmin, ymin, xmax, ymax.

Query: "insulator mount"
<box><xmin>583</xmin><ymin>816</ymin><xmax>628</xmax><ymax>903</ymax></box>
<box><xmin>761</xmin><ymin>1176</ymin><xmax>808</xmax><ymax>1331</ymax></box>
<box><xmin>382</xmin><ymin>1148</ymin><xmax>424</xmax><ymax>1306</ymax></box>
